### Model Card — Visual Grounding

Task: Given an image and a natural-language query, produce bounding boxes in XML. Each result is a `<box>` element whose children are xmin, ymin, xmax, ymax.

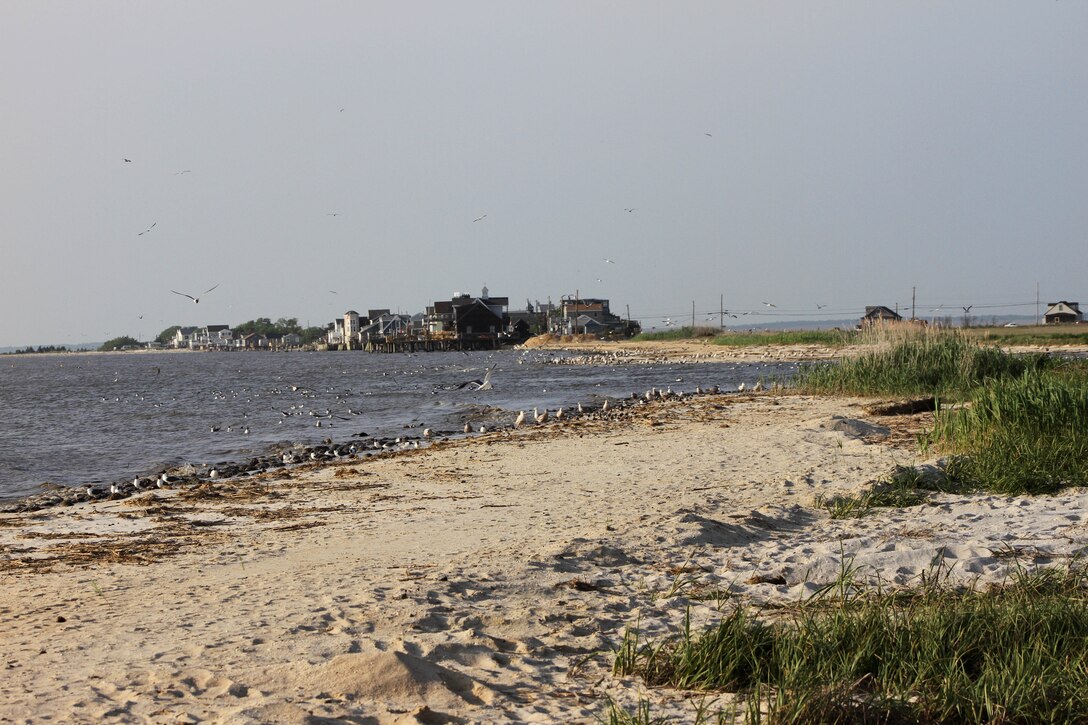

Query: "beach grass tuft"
<box><xmin>929</xmin><ymin>369</ymin><xmax>1088</xmax><ymax>495</ymax></box>
<box><xmin>796</xmin><ymin>332</ymin><xmax>1047</xmax><ymax>398</ymax></box>
<box><xmin>816</xmin><ymin>465</ymin><xmax>960</xmax><ymax>518</ymax></box>
<box><xmin>793</xmin><ymin>329</ymin><xmax>1088</xmax><ymax>495</ymax></box>
<box><xmin>613</xmin><ymin>566</ymin><xmax>1088</xmax><ymax>724</ymax></box>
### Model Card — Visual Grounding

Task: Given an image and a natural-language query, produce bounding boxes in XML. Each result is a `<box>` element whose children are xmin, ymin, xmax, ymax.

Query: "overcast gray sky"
<box><xmin>2</xmin><ymin>2</ymin><xmax>1085</xmax><ymax>346</ymax></box>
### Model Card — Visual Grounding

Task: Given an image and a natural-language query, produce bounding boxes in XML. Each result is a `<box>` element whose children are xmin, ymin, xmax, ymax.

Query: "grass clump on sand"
<box><xmin>797</xmin><ymin>329</ymin><xmax>1088</xmax><ymax>495</ymax></box>
<box><xmin>815</xmin><ymin>465</ymin><xmax>960</xmax><ymax>518</ymax></box>
<box><xmin>929</xmin><ymin>368</ymin><xmax>1088</xmax><ymax>495</ymax></box>
<box><xmin>612</xmin><ymin>567</ymin><xmax>1088</xmax><ymax>724</ymax></box>
<box><xmin>796</xmin><ymin>332</ymin><xmax>1046</xmax><ymax>399</ymax></box>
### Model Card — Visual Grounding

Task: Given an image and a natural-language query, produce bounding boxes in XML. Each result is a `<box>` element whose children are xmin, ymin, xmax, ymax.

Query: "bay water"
<box><xmin>0</xmin><ymin>349</ymin><xmax>799</xmax><ymax>500</ymax></box>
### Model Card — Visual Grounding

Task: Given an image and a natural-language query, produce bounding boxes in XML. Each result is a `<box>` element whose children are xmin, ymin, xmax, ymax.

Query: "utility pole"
<box><xmin>911</xmin><ymin>286</ymin><xmax>916</xmax><ymax>321</ymax></box>
<box><xmin>720</xmin><ymin>294</ymin><xmax>724</xmax><ymax>331</ymax></box>
<box><xmin>692</xmin><ymin>300</ymin><xmax>695</xmax><ymax>330</ymax></box>
<box><xmin>1037</xmin><ymin>281</ymin><xmax>1040</xmax><ymax>325</ymax></box>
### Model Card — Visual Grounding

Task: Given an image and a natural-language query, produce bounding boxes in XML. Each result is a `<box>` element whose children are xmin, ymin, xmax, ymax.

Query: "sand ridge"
<box><xmin>2</xmin><ymin>392</ymin><xmax>1087</xmax><ymax>722</ymax></box>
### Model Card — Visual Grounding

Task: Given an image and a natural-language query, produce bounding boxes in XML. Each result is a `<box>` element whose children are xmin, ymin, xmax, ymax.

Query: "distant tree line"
<box><xmin>232</xmin><ymin>317</ymin><xmax>326</xmax><ymax>345</ymax></box>
<box><xmin>152</xmin><ymin>318</ymin><xmax>326</xmax><ymax>347</ymax></box>
<box><xmin>98</xmin><ymin>336</ymin><xmax>141</xmax><ymax>352</ymax></box>
<box><xmin>2</xmin><ymin>345</ymin><xmax>70</xmax><ymax>355</ymax></box>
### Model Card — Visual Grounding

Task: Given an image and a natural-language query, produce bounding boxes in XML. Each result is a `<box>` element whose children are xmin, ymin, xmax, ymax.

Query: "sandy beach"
<box><xmin>3</xmin><ymin>388</ymin><xmax>1087</xmax><ymax>723</ymax></box>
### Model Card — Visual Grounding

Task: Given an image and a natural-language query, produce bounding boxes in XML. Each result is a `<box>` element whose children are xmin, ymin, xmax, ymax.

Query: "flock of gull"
<box><xmin>4</xmin><ymin>355</ymin><xmax>773</xmax><ymax>513</ymax></box>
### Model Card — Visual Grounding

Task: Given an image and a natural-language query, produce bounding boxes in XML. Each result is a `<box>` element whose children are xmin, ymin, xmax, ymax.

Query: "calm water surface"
<box><xmin>0</xmin><ymin>350</ymin><xmax>800</xmax><ymax>500</ymax></box>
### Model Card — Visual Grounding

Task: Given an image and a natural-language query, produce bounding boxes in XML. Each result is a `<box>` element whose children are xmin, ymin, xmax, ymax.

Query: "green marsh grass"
<box><xmin>614</xmin><ymin>568</ymin><xmax>1088</xmax><ymax>724</ymax></box>
<box><xmin>930</xmin><ymin>370</ymin><xmax>1088</xmax><ymax>495</ymax></box>
<box><xmin>792</xmin><ymin>328</ymin><xmax>1088</xmax><ymax>495</ymax></box>
<box><xmin>709</xmin><ymin>330</ymin><xmax>857</xmax><ymax>348</ymax></box>
<box><xmin>632</xmin><ymin>328</ymin><xmax>855</xmax><ymax>346</ymax></box>
<box><xmin>633</xmin><ymin>326</ymin><xmax>724</xmax><ymax>341</ymax></box>
<box><xmin>796</xmin><ymin>332</ymin><xmax>1046</xmax><ymax>399</ymax></box>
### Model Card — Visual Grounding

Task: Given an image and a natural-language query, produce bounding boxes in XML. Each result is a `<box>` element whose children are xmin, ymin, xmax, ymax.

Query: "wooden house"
<box><xmin>1044</xmin><ymin>301</ymin><xmax>1083</xmax><ymax>325</ymax></box>
<box><xmin>860</xmin><ymin>306</ymin><xmax>902</xmax><ymax>326</ymax></box>
<box><xmin>453</xmin><ymin>298</ymin><xmax>503</xmax><ymax>340</ymax></box>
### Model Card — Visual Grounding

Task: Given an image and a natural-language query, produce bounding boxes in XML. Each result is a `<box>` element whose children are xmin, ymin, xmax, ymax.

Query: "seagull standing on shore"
<box><xmin>171</xmin><ymin>284</ymin><xmax>220</xmax><ymax>303</ymax></box>
<box><xmin>514</xmin><ymin>410</ymin><xmax>526</xmax><ymax>427</ymax></box>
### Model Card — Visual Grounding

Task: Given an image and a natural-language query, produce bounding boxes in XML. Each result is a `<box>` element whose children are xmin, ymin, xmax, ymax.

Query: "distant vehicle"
<box><xmin>1003</xmin><ymin>323</ymin><xmax>1018</xmax><ymax>327</ymax></box>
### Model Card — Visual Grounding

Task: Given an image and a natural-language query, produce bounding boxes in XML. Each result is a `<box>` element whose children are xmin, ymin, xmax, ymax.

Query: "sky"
<box><xmin>2</xmin><ymin>2</ymin><xmax>1086</xmax><ymax>346</ymax></box>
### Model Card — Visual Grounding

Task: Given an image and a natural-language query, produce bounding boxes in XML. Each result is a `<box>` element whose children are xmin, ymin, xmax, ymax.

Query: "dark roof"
<box><xmin>454</xmin><ymin>299</ymin><xmax>503</xmax><ymax>321</ymax></box>
<box><xmin>863</xmin><ymin>306</ymin><xmax>900</xmax><ymax>318</ymax></box>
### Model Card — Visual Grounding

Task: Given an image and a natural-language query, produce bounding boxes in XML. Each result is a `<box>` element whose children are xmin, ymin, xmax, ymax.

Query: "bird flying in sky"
<box><xmin>171</xmin><ymin>284</ymin><xmax>220</xmax><ymax>304</ymax></box>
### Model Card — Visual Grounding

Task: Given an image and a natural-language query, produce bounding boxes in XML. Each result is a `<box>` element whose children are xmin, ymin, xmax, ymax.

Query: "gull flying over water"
<box><xmin>171</xmin><ymin>284</ymin><xmax>220</xmax><ymax>304</ymax></box>
<box><xmin>137</xmin><ymin>222</ymin><xmax>156</xmax><ymax>236</ymax></box>
<box><xmin>432</xmin><ymin>366</ymin><xmax>494</xmax><ymax>393</ymax></box>
<box><xmin>473</xmin><ymin>214</ymin><xmax>487</xmax><ymax>223</ymax></box>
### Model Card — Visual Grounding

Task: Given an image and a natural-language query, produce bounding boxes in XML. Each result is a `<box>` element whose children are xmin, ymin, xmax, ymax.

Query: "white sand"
<box><xmin>2</xmin><ymin>392</ymin><xmax>1086</xmax><ymax>723</ymax></box>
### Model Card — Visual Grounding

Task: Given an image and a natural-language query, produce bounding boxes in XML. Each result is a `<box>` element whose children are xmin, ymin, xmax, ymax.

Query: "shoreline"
<box><xmin>4</xmin><ymin>390</ymin><xmax>1087</xmax><ymax>722</ymax></box>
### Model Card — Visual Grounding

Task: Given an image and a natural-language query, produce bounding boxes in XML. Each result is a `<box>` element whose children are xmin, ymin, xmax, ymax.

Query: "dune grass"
<box><xmin>612</xmin><ymin>567</ymin><xmax>1088</xmax><ymax>724</ymax></box>
<box><xmin>814</xmin><ymin>465</ymin><xmax>961</xmax><ymax>519</ymax></box>
<box><xmin>929</xmin><ymin>370</ymin><xmax>1088</xmax><ymax>495</ymax></box>
<box><xmin>796</xmin><ymin>329</ymin><xmax>1088</xmax><ymax>495</ymax></box>
<box><xmin>795</xmin><ymin>332</ymin><xmax>1048</xmax><ymax>399</ymax></box>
